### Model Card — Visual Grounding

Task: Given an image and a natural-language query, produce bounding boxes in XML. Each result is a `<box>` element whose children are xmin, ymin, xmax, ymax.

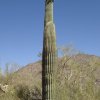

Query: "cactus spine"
<box><xmin>42</xmin><ymin>0</ymin><xmax>57</xmax><ymax>100</ymax></box>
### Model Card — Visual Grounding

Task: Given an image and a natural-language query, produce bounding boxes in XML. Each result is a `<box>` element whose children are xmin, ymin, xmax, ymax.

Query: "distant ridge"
<box><xmin>9</xmin><ymin>54</ymin><xmax>100</xmax><ymax>87</ymax></box>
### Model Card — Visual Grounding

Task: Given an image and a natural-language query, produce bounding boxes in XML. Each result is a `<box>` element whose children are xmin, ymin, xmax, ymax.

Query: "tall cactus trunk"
<box><xmin>42</xmin><ymin>0</ymin><xmax>57</xmax><ymax>100</ymax></box>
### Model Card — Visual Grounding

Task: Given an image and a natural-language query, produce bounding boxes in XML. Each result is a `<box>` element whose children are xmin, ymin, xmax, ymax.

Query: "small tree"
<box><xmin>4</xmin><ymin>63</ymin><xmax>21</xmax><ymax>84</ymax></box>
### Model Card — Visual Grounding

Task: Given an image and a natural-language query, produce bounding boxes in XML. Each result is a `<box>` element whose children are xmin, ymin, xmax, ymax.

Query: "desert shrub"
<box><xmin>15</xmin><ymin>84</ymin><xmax>41</xmax><ymax>100</ymax></box>
<box><xmin>55</xmin><ymin>52</ymin><xmax>100</xmax><ymax>100</ymax></box>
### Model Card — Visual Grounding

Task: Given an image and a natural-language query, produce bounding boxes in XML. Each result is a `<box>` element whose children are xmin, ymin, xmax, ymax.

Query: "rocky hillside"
<box><xmin>0</xmin><ymin>54</ymin><xmax>100</xmax><ymax>100</ymax></box>
<box><xmin>9</xmin><ymin>54</ymin><xmax>100</xmax><ymax>88</ymax></box>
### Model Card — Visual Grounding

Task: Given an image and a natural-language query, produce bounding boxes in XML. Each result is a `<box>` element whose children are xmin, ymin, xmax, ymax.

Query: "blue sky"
<box><xmin>0</xmin><ymin>0</ymin><xmax>100</xmax><ymax>70</ymax></box>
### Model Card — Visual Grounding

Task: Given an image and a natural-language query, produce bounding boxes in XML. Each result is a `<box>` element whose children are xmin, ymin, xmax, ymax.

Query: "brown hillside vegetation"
<box><xmin>10</xmin><ymin>54</ymin><xmax>100</xmax><ymax>87</ymax></box>
<box><xmin>0</xmin><ymin>54</ymin><xmax>100</xmax><ymax>100</ymax></box>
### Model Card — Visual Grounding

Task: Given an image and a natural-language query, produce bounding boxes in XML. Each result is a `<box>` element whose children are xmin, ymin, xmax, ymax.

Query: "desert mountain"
<box><xmin>9</xmin><ymin>54</ymin><xmax>100</xmax><ymax>88</ymax></box>
<box><xmin>0</xmin><ymin>54</ymin><xmax>100</xmax><ymax>100</ymax></box>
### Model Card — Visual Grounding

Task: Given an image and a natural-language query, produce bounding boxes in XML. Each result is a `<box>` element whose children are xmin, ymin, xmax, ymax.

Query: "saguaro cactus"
<box><xmin>42</xmin><ymin>0</ymin><xmax>57</xmax><ymax>100</ymax></box>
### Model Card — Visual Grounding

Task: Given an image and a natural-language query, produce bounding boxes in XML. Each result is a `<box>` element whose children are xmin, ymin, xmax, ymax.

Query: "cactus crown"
<box><xmin>46</xmin><ymin>0</ymin><xmax>54</xmax><ymax>4</ymax></box>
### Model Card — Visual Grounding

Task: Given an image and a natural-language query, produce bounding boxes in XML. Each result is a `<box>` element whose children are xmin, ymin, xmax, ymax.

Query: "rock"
<box><xmin>0</xmin><ymin>84</ymin><xmax>8</xmax><ymax>93</ymax></box>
